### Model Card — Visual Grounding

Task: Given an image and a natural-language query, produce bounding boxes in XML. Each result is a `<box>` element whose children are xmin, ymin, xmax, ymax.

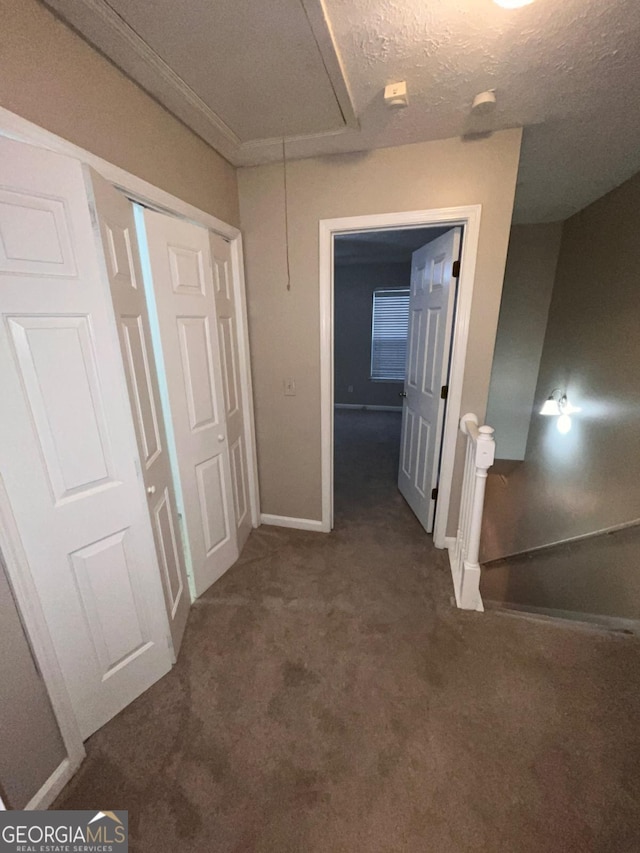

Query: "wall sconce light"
<box><xmin>540</xmin><ymin>389</ymin><xmax>581</xmax><ymax>433</ymax></box>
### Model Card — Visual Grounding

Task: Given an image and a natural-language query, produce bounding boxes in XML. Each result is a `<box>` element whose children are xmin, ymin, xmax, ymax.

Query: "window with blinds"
<box><xmin>370</xmin><ymin>288</ymin><xmax>410</xmax><ymax>381</ymax></box>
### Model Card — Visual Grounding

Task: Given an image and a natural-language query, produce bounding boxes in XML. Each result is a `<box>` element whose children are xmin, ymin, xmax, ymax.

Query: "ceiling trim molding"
<box><xmin>237</xmin><ymin>124</ymin><xmax>351</xmax><ymax>157</ymax></box>
<box><xmin>44</xmin><ymin>0</ymin><xmax>358</xmax><ymax>166</ymax></box>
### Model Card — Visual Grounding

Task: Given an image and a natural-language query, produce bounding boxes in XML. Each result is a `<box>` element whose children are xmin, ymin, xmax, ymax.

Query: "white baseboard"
<box><xmin>260</xmin><ymin>513</ymin><xmax>328</xmax><ymax>533</ymax></box>
<box><xmin>447</xmin><ymin>543</ymin><xmax>484</xmax><ymax>612</ymax></box>
<box><xmin>25</xmin><ymin>756</ymin><xmax>80</xmax><ymax>810</ymax></box>
<box><xmin>334</xmin><ymin>403</ymin><xmax>402</xmax><ymax>412</ymax></box>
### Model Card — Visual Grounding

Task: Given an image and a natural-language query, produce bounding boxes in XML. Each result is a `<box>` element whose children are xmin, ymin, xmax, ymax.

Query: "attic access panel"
<box><xmin>45</xmin><ymin>0</ymin><xmax>349</xmax><ymax>144</ymax></box>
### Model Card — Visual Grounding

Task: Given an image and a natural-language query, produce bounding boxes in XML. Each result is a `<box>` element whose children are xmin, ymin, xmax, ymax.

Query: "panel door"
<box><xmin>0</xmin><ymin>137</ymin><xmax>172</xmax><ymax>739</ymax></box>
<box><xmin>140</xmin><ymin>209</ymin><xmax>238</xmax><ymax>598</ymax></box>
<box><xmin>209</xmin><ymin>233</ymin><xmax>252</xmax><ymax>550</ymax></box>
<box><xmin>398</xmin><ymin>228</ymin><xmax>461</xmax><ymax>533</ymax></box>
<box><xmin>86</xmin><ymin>169</ymin><xmax>190</xmax><ymax>656</ymax></box>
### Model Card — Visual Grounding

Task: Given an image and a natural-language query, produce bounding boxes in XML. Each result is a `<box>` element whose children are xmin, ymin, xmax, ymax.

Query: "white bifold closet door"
<box><xmin>0</xmin><ymin>138</ymin><xmax>172</xmax><ymax>739</ymax></box>
<box><xmin>139</xmin><ymin>210</ymin><xmax>240</xmax><ymax>597</ymax></box>
<box><xmin>209</xmin><ymin>233</ymin><xmax>252</xmax><ymax>551</ymax></box>
<box><xmin>86</xmin><ymin>169</ymin><xmax>191</xmax><ymax>655</ymax></box>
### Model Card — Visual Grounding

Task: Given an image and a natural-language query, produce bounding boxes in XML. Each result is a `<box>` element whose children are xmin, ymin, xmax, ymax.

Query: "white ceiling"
<box><xmin>45</xmin><ymin>0</ymin><xmax>640</xmax><ymax>222</ymax></box>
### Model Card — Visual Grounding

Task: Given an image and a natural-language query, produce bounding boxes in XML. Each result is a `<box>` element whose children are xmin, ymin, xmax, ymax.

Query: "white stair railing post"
<box><xmin>447</xmin><ymin>414</ymin><xmax>495</xmax><ymax>611</ymax></box>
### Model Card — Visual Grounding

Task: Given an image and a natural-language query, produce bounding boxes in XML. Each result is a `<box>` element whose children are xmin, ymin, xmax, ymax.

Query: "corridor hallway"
<box><xmin>334</xmin><ymin>408</ymin><xmax>404</xmax><ymax>526</ymax></box>
<box><xmin>55</xmin><ymin>412</ymin><xmax>640</xmax><ymax>851</ymax></box>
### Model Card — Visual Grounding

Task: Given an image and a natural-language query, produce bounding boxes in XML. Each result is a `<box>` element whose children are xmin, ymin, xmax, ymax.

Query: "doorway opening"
<box><xmin>333</xmin><ymin>226</ymin><xmax>461</xmax><ymax>532</ymax></box>
<box><xmin>319</xmin><ymin>206</ymin><xmax>483</xmax><ymax>547</ymax></box>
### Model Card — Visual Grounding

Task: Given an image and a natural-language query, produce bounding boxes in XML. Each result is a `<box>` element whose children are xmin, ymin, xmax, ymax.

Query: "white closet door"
<box><xmin>398</xmin><ymin>228</ymin><xmax>461</xmax><ymax>533</ymax></box>
<box><xmin>86</xmin><ymin>169</ymin><xmax>190</xmax><ymax>655</ymax></box>
<box><xmin>140</xmin><ymin>209</ymin><xmax>238</xmax><ymax>597</ymax></box>
<box><xmin>0</xmin><ymin>138</ymin><xmax>172</xmax><ymax>739</ymax></box>
<box><xmin>209</xmin><ymin>233</ymin><xmax>252</xmax><ymax>550</ymax></box>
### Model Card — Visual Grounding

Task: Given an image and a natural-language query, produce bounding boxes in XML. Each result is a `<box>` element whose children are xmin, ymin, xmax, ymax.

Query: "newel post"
<box><xmin>465</xmin><ymin>425</ymin><xmax>495</xmax><ymax>568</ymax></box>
<box><xmin>454</xmin><ymin>417</ymin><xmax>496</xmax><ymax>611</ymax></box>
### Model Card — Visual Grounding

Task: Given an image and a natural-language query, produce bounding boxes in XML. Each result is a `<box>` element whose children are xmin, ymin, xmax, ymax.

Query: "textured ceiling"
<box><xmin>44</xmin><ymin>0</ymin><xmax>640</xmax><ymax>222</ymax></box>
<box><xmin>316</xmin><ymin>0</ymin><xmax>640</xmax><ymax>222</ymax></box>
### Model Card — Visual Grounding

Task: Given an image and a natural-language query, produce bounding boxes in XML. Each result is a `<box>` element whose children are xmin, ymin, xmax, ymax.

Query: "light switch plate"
<box><xmin>284</xmin><ymin>377</ymin><xmax>296</xmax><ymax>396</ymax></box>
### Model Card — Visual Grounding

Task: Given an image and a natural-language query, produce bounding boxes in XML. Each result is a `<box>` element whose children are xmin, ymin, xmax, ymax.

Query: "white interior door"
<box><xmin>398</xmin><ymin>228</ymin><xmax>461</xmax><ymax>533</ymax></box>
<box><xmin>209</xmin><ymin>233</ymin><xmax>252</xmax><ymax>550</ymax></box>
<box><xmin>0</xmin><ymin>138</ymin><xmax>172</xmax><ymax>739</ymax></box>
<box><xmin>86</xmin><ymin>169</ymin><xmax>191</xmax><ymax>655</ymax></box>
<box><xmin>139</xmin><ymin>209</ymin><xmax>238</xmax><ymax>597</ymax></box>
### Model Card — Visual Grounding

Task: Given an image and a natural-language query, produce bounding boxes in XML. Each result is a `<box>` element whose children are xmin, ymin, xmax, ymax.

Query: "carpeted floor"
<box><xmin>55</xmin><ymin>410</ymin><xmax>640</xmax><ymax>852</ymax></box>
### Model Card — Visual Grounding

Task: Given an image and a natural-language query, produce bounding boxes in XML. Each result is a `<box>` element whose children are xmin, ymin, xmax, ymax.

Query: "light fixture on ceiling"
<box><xmin>540</xmin><ymin>389</ymin><xmax>581</xmax><ymax>432</ymax></box>
<box><xmin>493</xmin><ymin>0</ymin><xmax>534</xmax><ymax>8</ymax></box>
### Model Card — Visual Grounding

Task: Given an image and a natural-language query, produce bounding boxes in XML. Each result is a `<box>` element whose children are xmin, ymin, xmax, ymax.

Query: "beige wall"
<box><xmin>239</xmin><ymin>129</ymin><xmax>522</xmax><ymax>520</ymax></box>
<box><xmin>0</xmin><ymin>0</ymin><xmax>239</xmax><ymax>225</ymax></box>
<box><xmin>0</xmin><ymin>554</ymin><xmax>65</xmax><ymax>808</ymax></box>
<box><xmin>482</xmin><ymin>169</ymin><xmax>640</xmax><ymax>563</ymax></box>
<box><xmin>486</xmin><ymin>223</ymin><xmax>563</xmax><ymax>460</ymax></box>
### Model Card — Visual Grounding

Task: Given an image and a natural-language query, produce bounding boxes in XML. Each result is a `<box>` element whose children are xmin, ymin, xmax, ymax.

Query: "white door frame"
<box><xmin>0</xmin><ymin>105</ymin><xmax>260</xmax><ymax>801</ymax></box>
<box><xmin>319</xmin><ymin>205</ymin><xmax>482</xmax><ymax>547</ymax></box>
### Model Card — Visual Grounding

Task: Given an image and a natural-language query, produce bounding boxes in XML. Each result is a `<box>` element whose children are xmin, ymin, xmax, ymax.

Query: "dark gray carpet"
<box><xmin>55</xmin><ymin>410</ymin><xmax>640</xmax><ymax>852</ymax></box>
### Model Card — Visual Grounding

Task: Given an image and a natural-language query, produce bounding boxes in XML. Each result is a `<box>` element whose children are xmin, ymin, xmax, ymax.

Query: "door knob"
<box><xmin>218</xmin><ymin>434</ymin><xmax>225</xmax><ymax>442</ymax></box>
<box><xmin>399</xmin><ymin>391</ymin><xmax>407</xmax><ymax>398</ymax></box>
<box><xmin>146</xmin><ymin>485</ymin><xmax>156</xmax><ymax>496</ymax></box>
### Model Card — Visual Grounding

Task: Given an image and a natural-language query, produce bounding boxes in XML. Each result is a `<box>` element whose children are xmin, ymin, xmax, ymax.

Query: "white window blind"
<box><xmin>370</xmin><ymin>288</ymin><xmax>410</xmax><ymax>381</ymax></box>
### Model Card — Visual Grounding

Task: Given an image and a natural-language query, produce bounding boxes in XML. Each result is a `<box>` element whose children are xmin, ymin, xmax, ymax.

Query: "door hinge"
<box><xmin>440</xmin><ymin>385</ymin><xmax>448</xmax><ymax>400</ymax></box>
<box><xmin>452</xmin><ymin>259</ymin><xmax>461</xmax><ymax>278</ymax></box>
<box><xmin>431</xmin><ymin>487</ymin><xmax>438</xmax><ymax>501</ymax></box>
